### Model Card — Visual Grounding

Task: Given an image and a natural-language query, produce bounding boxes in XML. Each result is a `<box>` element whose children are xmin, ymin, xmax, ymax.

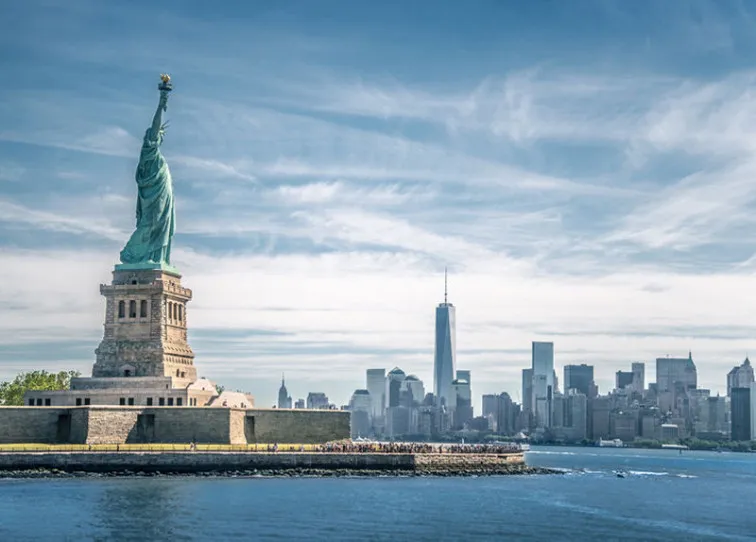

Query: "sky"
<box><xmin>2</xmin><ymin>0</ymin><xmax>756</xmax><ymax>409</ymax></box>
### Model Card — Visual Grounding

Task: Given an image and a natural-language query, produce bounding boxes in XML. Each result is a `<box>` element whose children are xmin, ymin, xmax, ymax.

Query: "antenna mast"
<box><xmin>444</xmin><ymin>266</ymin><xmax>448</xmax><ymax>304</ymax></box>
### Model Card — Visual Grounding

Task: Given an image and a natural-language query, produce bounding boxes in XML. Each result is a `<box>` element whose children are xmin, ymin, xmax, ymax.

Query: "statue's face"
<box><xmin>143</xmin><ymin>128</ymin><xmax>165</xmax><ymax>147</ymax></box>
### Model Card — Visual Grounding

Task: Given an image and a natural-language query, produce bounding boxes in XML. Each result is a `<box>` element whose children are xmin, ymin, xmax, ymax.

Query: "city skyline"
<box><xmin>271</xmin><ymin>347</ymin><xmax>742</xmax><ymax>411</ymax></box>
<box><xmin>4</xmin><ymin>2</ymin><xmax>756</xmax><ymax>407</ymax></box>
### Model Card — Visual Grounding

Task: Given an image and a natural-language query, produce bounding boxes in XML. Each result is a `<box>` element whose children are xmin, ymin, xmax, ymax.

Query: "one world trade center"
<box><xmin>433</xmin><ymin>268</ymin><xmax>457</xmax><ymax>407</ymax></box>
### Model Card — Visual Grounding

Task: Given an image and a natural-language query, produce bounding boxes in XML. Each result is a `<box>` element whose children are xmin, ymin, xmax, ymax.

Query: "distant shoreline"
<box><xmin>526</xmin><ymin>442</ymin><xmax>756</xmax><ymax>453</ymax></box>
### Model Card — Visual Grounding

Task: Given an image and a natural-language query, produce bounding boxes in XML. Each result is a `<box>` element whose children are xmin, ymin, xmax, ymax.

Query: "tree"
<box><xmin>215</xmin><ymin>384</ymin><xmax>225</xmax><ymax>395</ymax></box>
<box><xmin>0</xmin><ymin>370</ymin><xmax>81</xmax><ymax>405</ymax></box>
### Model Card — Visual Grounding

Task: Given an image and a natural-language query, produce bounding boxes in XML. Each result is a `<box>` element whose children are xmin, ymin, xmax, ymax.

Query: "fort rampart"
<box><xmin>0</xmin><ymin>407</ymin><xmax>350</xmax><ymax>445</ymax></box>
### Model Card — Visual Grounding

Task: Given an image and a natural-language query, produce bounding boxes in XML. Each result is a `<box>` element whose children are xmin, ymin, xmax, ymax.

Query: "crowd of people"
<box><xmin>314</xmin><ymin>442</ymin><xmax>522</xmax><ymax>454</ymax></box>
<box><xmin>87</xmin><ymin>442</ymin><xmax>522</xmax><ymax>454</ymax></box>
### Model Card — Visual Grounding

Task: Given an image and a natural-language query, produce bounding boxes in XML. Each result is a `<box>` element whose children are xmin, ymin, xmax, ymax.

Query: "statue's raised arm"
<box><xmin>149</xmin><ymin>74</ymin><xmax>172</xmax><ymax>140</ymax></box>
<box><xmin>118</xmin><ymin>75</ymin><xmax>177</xmax><ymax>269</ymax></box>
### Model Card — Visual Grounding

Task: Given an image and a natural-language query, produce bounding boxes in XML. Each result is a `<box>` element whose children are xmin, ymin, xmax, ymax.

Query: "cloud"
<box><xmin>275</xmin><ymin>181</ymin><xmax>428</xmax><ymax>206</ymax></box>
<box><xmin>0</xmin><ymin>199</ymin><xmax>126</xmax><ymax>242</ymax></box>
<box><xmin>5</xmin><ymin>1</ymin><xmax>756</xmax><ymax>408</ymax></box>
<box><xmin>176</xmin><ymin>99</ymin><xmax>639</xmax><ymax>198</ymax></box>
<box><xmin>603</xmin><ymin>162</ymin><xmax>756</xmax><ymax>250</ymax></box>
<box><xmin>75</xmin><ymin>126</ymin><xmax>141</xmax><ymax>157</ymax></box>
<box><xmin>630</xmin><ymin>73</ymin><xmax>756</xmax><ymax>159</ymax></box>
<box><xmin>0</xmin><ymin>240</ymin><xmax>753</xmax><ymax>404</ymax></box>
<box><xmin>174</xmin><ymin>156</ymin><xmax>257</xmax><ymax>183</ymax></box>
<box><xmin>260</xmin><ymin>69</ymin><xmax>667</xmax><ymax>145</ymax></box>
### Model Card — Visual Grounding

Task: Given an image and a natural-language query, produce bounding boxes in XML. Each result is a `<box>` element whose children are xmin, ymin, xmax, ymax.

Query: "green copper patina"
<box><xmin>117</xmin><ymin>75</ymin><xmax>178</xmax><ymax>274</ymax></box>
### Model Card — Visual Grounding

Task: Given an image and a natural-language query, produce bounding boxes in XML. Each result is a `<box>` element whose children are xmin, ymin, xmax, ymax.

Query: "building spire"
<box><xmin>281</xmin><ymin>372</ymin><xmax>285</xmax><ymax>386</ymax></box>
<box><xmin>444</xmin><ymin>266</ymin><xmax>448</xmax><ymax>304</ymax></box>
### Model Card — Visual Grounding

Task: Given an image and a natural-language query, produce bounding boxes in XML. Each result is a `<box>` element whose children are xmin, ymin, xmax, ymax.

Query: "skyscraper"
<box><xmin>615</xmin><ymin>371</ymin><xmax>634</xmax><ymax>390</ymax></box>
<box><xmin>482</xmin><ymin>394</ymin><xmax>498</xmax><ymax>427</ymax></box>
<box><xmin>727</xmin><ymin>358</ymin><xmax>754</xmax><ymax>396</ymax></box>
<box><xmin>366</xmin><ymin>368</ymin><xmax>386</xmax><ymax>420</ymax></box>
<box><xmin>522</xmin><ymin>368</ymin><xmax>533</xmax><ymax>416</ymax></box>
<box><xmin>348</xmin><ymin>389</ymin><xmax>372</xmax><ymax>437</ymax></box>
<box><xmin>564</xmin><ymin>389</ymin><xmax>588</xmax><ymax>441</ymax></box>
<box><xmin>495</xmin><ymin>392</ymin><xmax>516</xmax><ymax>436</ymax></box>
<box><xmin>277</xmin><ymin>374</ymin><xmax>292</xmax><ymax>409</ymax></box>
<box><xmin>456</xmin><ymin>369</ymin><xmax>471</xmax><ymax>415</ymax></box>
<box><xmin>456</xmin><ymin>370</ymin><xmax>471</xmax><ymax>386</ymax></box>
<box><xmin>481</xmin><ymin>392</ymin><xmax>515</xmax><ymax>434</ymax></box>
<box><xmin>752</xmin><ymin>383</ymin><xmax>756</xmax><ymax>441</ymax></box>
<box><xmin>306</xmin><ymin>392</ymin><xmax>329</xmax><ymax>410</ymax></box>
<box><xmin>656</xmin><ymin>352</ymin><xmax>697</xmax><ymax>392</ymax></box>
<box><xmin>433</xmin><ymin>269</ymin><xmax>456</xmax><ymax>407</ymax></box>
<box><xmin>564</xmin><ymin>364</ymin><xmax>594</xmax><ymax>397</ymax></box>
<box><xmin>656</xmin><ymin>353</ymin><xmax>697</xmax><ymax>415</ymax></box>
<box><xmin>731</xmin><ymin>387</ymin><xmax>752</xmax><ymax>441</ymax></box>
<box><xmin>385</xmin><ymin>367</ymin><xmax>409</xmax><ymax>437</ymax></box>
<box><xmin>385</xmin><ymin>367</ymin><xmax>406</xmax><ymax>409</ymax></box>
<box><xmin>404</xmin><ymin>374</ymin><xmax>425</xmax><ymax>405</ymax></box>
<box><xmin>451</xmin><ymin>378</ymin><xmax>472</xmax><ymax>429</ymax></box>
<box><xmin>631</xmin><ymin>362</ymin><xmax>645</xmax><ymax>392</ymax></box>
<box><xmin>532</xmin><ymin>341</ymin><xmax>555</xmax><ymax>429</ymax></box>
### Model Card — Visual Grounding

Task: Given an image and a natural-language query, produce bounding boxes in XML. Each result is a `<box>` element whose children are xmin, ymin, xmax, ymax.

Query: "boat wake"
<box><xmin>564</xmin><ymin>469</ymin><xmax>697</xmax><ymax>479</ymax></box>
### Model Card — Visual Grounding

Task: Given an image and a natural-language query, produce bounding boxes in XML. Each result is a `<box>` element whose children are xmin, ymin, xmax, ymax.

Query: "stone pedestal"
<box><xmin>93</xmin><ymin>267</ymin><xmax>196</xmax><ymax>387</ymax></box>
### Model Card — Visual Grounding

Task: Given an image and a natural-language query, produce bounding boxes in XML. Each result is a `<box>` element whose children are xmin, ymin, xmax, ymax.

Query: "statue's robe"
<box><xmin>119</xmin><ymin>127</ymin><xmax>175</xmax><ymax>265</ymax></box>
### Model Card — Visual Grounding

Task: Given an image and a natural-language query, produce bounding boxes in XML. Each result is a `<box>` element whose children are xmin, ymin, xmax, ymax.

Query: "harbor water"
<box><xmin>0</xmin><ymin>446</ymin><xmax>754</xmax><ymax>541</ymax></box>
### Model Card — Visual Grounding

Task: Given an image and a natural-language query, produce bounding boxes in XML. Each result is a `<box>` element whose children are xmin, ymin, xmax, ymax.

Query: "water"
<box><xmin>1</xmin><ymin>446</ymin><xmax>754</xmax><ymax>541</ymax></box>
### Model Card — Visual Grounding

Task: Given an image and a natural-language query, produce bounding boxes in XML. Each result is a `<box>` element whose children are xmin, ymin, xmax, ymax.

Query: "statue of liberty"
<box><xmin>119</xmin><ymin>75</ymin><xmax>176</xmax><ymax>268</ymax></box>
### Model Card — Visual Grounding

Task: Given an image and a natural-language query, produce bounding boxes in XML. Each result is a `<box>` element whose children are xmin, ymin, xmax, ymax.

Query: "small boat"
<box><xmin>613</xmin><ymin>470</ymin><xmax>627</xmax><ymax>478</ymax></box>
<box><xmin>599</xmin><ymin>438</ymin><xmax>625</xmax><ymax>448</ymax></box>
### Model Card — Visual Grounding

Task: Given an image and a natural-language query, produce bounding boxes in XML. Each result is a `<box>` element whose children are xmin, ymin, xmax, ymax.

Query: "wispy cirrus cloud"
<box><xmin>4</xmin><ymin>0</ymin><xmax>756</xmax><ymax>406</ymax></box>
<box><xmin>275</xmin><ymin>181</ymin><xmax>428</xmax><ymax>206</ymax></box>
<box><xmin>259</xmin><ymin>70</ymin><xmax>673</xmax><ymax>145</ymax></box>
<box><xmin>604</xmin><ymin>162</ymin><xmax>756</xmax><ymax>250</ymax></box>
<box><xmin>0</xmin><ymin>199</ymin><xmax>126</xmax><ymax>242</ymax></box>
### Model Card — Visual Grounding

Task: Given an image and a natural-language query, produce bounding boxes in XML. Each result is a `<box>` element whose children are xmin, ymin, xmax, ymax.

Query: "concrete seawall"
<box><xmin>0</xmin><ymin>452</ymin><xmax>540</xmax><ymax>476</ymax></box>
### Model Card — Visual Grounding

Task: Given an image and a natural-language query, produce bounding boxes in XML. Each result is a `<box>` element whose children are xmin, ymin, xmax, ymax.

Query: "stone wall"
<box><xmin>249</xmin><ymin>409</ymin><xmax>350</xmax><ymax>444</ymax></box>
<box><xmin>0</xmin><ymin>452</ymin><xmax>532</xmax><ymax>474</ymax></box>
<box><xmin>86</xmin><ymin>408</ymin><xmax>141</xmax><ymax>444</ymax></box>
<box><xmin>69</xmin><ymin>409</ymin><xmax>90</xmax><ymax>443</ymax></box>
<box><xmin>0</xmin><ymin>452</ymin><xmax>416</xmax><ymax>472</ymax></box>
<box><xmin>148</xmin><ymin>408</ymin><xmax>235</xmax><ymax>444</ymax></box>
<box><xmin>229</xmin><ymin>410</ymin><xmax>246</xmax><ymax>445</ymax></box>
<box><xmin>76</xmin><ymin>407</ymin><xmax>236</xmax><ymax>444</ymax></box>
<box><xmin>413</xmin><ymin>453</ymin><xmax>525</xmax><ymax>474</ymax></box>
<box><xmin>0</xmin><ymin>408</ymin><xmax>66</xmax><ymax>444</ymax></box>
<box><xmin>0</xmin><ymin>407</ymin><xmax>349</xmax><ymax>445</ymax></box>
